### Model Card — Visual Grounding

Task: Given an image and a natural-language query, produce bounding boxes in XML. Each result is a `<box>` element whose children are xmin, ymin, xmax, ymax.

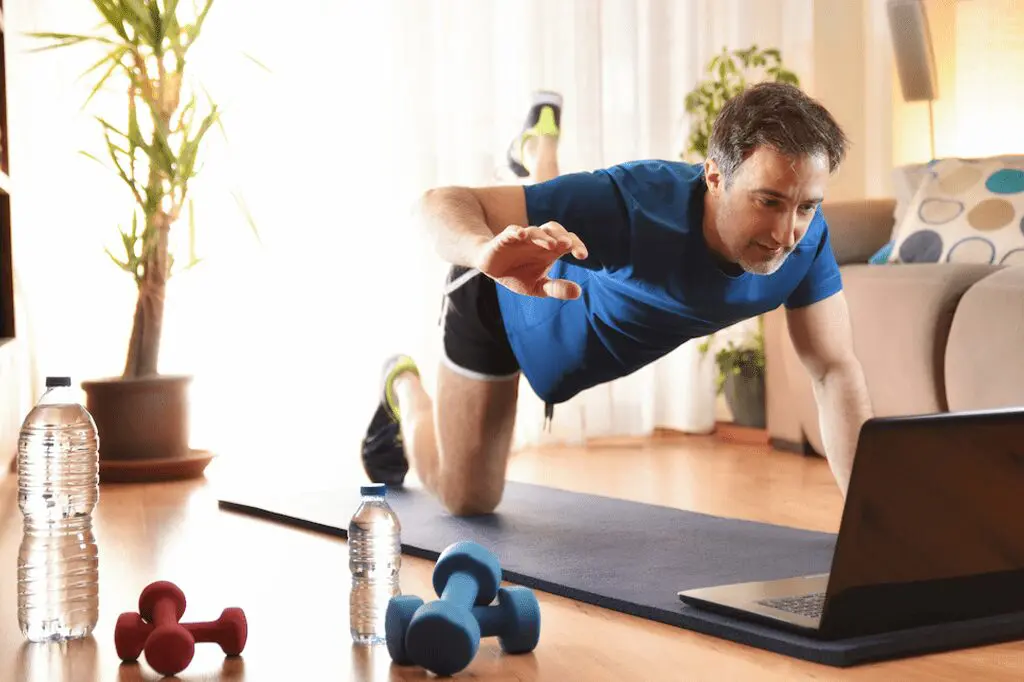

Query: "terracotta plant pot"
<box><xmin>81</xmin><ymin>374</ymin><xmax>192</xmax><ymax>461</ymax></box>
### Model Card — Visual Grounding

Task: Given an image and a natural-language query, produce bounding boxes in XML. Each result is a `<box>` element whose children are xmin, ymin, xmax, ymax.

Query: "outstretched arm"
<box><xmin>415</xmin><ymin>184</ymin><xmax>589</xmax><ymax>299</ymax></box>
<box><xmin>415</xmin><ymin>185</ymin><xmax>529</xmax><ymax>268</ymax></box>
<box><xmin>786</xmin><ymin>291</ymin><xmax>873</xmax><ymax>497</ymax></box>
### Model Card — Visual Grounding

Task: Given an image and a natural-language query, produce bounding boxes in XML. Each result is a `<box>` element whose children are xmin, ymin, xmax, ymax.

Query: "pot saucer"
<box><xmin>99</xmin><ymin>449</ymin><xmax>215</xmax><ymax>483</ymax></box>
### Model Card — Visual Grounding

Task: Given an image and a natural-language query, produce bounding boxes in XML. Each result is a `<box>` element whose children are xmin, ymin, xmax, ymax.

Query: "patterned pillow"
<box><xmin>887</xmin><ymin>156</ymin><xmax>1024</xmax><ymax>266</ymax></box>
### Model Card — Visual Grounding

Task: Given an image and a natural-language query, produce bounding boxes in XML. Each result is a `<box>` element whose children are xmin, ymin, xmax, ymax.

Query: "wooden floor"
<box><xmin>0</xmin><ymin>433</ymin><xmax>1021</xmax><ymax>681</ymax></box>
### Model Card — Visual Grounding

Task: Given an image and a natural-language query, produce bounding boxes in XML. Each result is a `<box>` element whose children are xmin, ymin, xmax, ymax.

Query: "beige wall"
<box><xmin>808</xmin><ymin>0</ymin><xmax>896</xmax><ymax>202</ymax></box>
<box><xmin>888</xmin><ymin>0</ymin><xmax>1024</xmax><ymax>164</ymax></box>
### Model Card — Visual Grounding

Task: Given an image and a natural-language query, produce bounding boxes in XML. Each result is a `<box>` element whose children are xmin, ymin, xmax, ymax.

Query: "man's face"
<box><xmin>705</xmin><ymin>146</ymin><xmax>829</xmax><ymax>275</ymax></box>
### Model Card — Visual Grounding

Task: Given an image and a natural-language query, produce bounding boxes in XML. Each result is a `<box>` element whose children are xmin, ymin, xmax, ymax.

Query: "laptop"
<box><xmin>678</xmin><ymin>407</ymin><xmax>1024</xmax><ymax>639</ymax></box>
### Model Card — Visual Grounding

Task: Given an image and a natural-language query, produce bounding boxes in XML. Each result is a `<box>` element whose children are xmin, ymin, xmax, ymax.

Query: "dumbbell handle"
<box><xmin>471</xmin><ymin>604</ymin><xmax>505</xmax><ymax>636</ymax></box>
<box><xmin>439</xmin><ymin>571</ymin><xmax>479</xmax><ymax>606</ymax></box>
<box><xmin>188</xmin><ymin>620</ymin><xmax>230</xmax><ymax>641</ymax></box>
<box><xmin>152</xmin><ymin>597</ymin><xmax>182</xmax><ymax>627</ymax></box>
<box><xmin>186</xmin><ymin>611</ymin><xmax>247</xmax><ymax>656</ymax></box>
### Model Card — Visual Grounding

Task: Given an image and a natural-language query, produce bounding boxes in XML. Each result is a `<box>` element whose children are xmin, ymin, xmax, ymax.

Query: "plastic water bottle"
<box><xmin>17</xmin><ymin>376</ymin><xmax>100</xmax><ymax>642</ymax></box>
<box><xmin>349</xmin><ymin>483</ymin><xmax>402</xmax><ymax>644</ymax></box>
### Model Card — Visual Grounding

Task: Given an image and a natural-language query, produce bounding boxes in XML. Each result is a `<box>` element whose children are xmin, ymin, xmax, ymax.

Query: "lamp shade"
<box><xmin>887</xmin><ymin>0</ymin><xmax>939</xmax><ymax>102</ymax></box>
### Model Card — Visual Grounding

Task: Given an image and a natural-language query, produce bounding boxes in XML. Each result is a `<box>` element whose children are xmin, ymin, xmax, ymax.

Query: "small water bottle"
<box><xmin>17</xmin><ymin>376</ymin><xmax>100</xmax><ymax>642</ymax></box>
<box><xmin>349</xmin><ymin>483</ymin><xmax>402</xmax><ymax>645</ymax></box>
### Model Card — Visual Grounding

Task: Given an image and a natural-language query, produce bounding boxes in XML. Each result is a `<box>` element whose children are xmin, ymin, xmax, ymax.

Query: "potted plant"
<box><xmin>682</xmin><ymin>44</ymin><xmax>800</xmax><ymax>161</ymax></box>
<box><xmin>699</xmin><ymin>318</ymin><xmax>766</xmax><ymax>429</ymax></box>
<box><xmin>30</xmin><ymin>1</ymin><xmax>258</xmax><ymax>470</ymax></box>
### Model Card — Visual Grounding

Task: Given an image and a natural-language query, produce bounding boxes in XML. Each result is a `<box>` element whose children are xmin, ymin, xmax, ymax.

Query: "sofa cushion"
<box><xmin>892</xmin><ymin>161</ymin><xmax>938</xmax><ymax>227</ymax></box>
<box><xmin>782</xmin><ymin>263</ymin><xmax>998</xmax><ymax>456</ymax></box>
<box><xmin>821</xmin><ymin>198</ymin><xmax>897</xmax><ymax>265</ymax></box>
<box><xmin>945</xmin><ymin>265</ymin><xmax>1024</xmax><ymax>411</ymax></box>
<box><xmin>888</xmin><ymin>156</ymin><xmax>1024</xmax><ymax>266</ymax></box>
<box><xmin>842</xmin><ymin>263</ymin><xmax>998</xmax><ymax>416</ymax></box>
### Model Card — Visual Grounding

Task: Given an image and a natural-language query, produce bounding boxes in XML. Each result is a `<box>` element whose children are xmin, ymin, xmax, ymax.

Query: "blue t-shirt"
<box><xmin>494</xmin><ymin>159</ymin><xmax>842</xmax><ymax>405</ymax></box>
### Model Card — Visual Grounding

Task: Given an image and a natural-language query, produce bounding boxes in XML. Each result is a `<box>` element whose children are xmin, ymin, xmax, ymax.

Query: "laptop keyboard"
<box><xmin>756</xmin><ymin>592</ymin><xmax>826</xmax><ymax>618</ymax></box>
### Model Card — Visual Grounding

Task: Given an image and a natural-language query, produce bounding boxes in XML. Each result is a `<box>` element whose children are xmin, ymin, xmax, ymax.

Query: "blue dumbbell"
<box><xmin>404</xmin><ymin>541</ymin><xmax>502</xmax><ymax>675</ymax></box>
<box><xmin>386</xmin><ymin>586</ymin><xmax>541</xmax><ymax>669</ymax></box>
<box><xmin>385</xmin><ymin>595</ymin><xmax>423</xmax><ymax>665</ymax></box>
<box><xmin>471</xmin><ymin>586</ymin><xmax>541</xmax><ymax>654</ymax></box>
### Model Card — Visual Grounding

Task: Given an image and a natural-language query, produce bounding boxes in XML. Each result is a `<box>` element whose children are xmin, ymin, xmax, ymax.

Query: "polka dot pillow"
<box><xmin>887</xmin><ymin>156</ymin><xmax>1024</xmax><ymax>266</ymax></box>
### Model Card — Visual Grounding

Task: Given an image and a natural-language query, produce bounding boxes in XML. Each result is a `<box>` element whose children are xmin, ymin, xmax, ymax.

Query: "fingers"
<box><xmin>566</xmin><ymin>232</ymin><xmax>589</xmax><ymax>260</ymax></box>
<box><xmin>539</xmin><ymin>278</ymin><xmax>581</xmax><ymax>300</ymax></box>
<box><xmin>497</xmin><ymin>222</ymin><xmax>588</xmax><ymax>260</ymax></box>
<box><xmin>538</xmin><ymin>221</ymin><xmax>588</xmax><ymax>260</ymax></box>
<box><xmin>498</xmin><ymin>224</ymin><xmax>527</xmax><ymax>244</ymax></box>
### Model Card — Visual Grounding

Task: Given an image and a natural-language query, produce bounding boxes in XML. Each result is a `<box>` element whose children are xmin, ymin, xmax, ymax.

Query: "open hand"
<box><xmin>475</xmin><ymin>221</ymin><xmax>589</xmax><ymax>299</ymax></box>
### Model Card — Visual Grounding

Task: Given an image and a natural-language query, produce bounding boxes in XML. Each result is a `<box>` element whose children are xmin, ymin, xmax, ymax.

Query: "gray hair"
<box><xmin>707</xmin><ymin>82</ymin><xmax>849</xmax><ymax>188</ymax></box>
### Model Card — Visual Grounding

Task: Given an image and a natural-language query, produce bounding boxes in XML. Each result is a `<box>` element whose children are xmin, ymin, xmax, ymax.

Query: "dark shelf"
<box><xmin>0</xmin><ymin>7</ymin><xmax>11</xmax><ymax>342</ymax></box>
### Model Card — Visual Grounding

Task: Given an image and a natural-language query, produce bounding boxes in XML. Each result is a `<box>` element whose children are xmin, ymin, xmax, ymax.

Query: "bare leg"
<box><xmin>393</xmin><ymin>369</ymin><xmax>519</xmax><ymax>516</ymax></box>
<box><xmin>386</xmin><ymin>95</ymin><xmax>562</xmax><ymax>516</ymax></box>
<box><xmin>524</xmin><ymin>135</ymin><xmax>560</xmax><ymax>182</ymax></box>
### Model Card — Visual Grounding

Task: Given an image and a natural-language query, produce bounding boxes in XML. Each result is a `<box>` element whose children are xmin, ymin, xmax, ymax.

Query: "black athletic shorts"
<box><xmin>439</xmin><ymin>266</ymin><xmax>521</xmax><ymax>381</ymax></box>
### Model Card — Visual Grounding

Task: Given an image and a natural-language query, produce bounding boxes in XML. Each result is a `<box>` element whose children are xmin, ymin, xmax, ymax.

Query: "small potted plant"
<box><xmin>30</xmin><ymin>1</ymin><xmax>259</xmax><ymax>475</ymax></box>
<box><xmin>699</xmin><ymin>318</ymin><xmax>766</xmax><ymax>429</ymax></box>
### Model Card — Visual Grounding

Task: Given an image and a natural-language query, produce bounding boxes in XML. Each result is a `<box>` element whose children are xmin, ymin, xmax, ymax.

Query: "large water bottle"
<box><xmin>349</xmin><ymin>483</ymin><xmax>402</xmax><ymax>644</ymax></box>
<box><xmin>17</xmin><ymin>376</ymin><xmax>100</xmax><ymax>642</ymax></box>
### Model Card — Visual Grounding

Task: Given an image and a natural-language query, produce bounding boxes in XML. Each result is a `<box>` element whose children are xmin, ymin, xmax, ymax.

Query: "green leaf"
<box><xmin>196</xmin><ymin>82</ymin><xmax>229</xmax><ymax>141</ymax></box>
<box><xmin>242</xmin><ymin>52</ymin><xmax>272</xmax><ymax>73</ymax></box>
<box><xmin>82</xmin><ymin>53</ymin><xmax>124</xmax><ymax>110</ymax></box>
<box><xmin>126</xmin><ymin>99</ymin><xmax>145</xmax><ymax>153</ymax></box>
<box><xmin>184</xmin><ymin>0</ymin><xmax>215</xmax><ymax>45</ymax></box>
<box><xmin>148</xmin><ymin>0</ymin><xmax>165</xmax><ymax>55</ymax></box>
<box><xmin>232</xmin><ymin>190</ymin><xmax>261</xmax><ymax>243</ymax></box>
<box><xmin>96</xmin><ymin>116</ymin><xmax>129</xmax><ymax>140</ymax></box>
<box><xmin>121</xmin><ymin>220</ymin><xmax>137</xmax><ymax>257</ymax></box>
<box><xmin>151</xmin><ymin>124</ymin><xmax>177</xmax><ymax>177</ymax></box>
<box><xmin>78</xmin><ymin>150</ymin><xmax>107</xmax><ymax>167</ymax></box>
<box><xmin>105</xmin><ymin>246</ymin><xmax>134</xmax><ymax>273</ymax></box>
<box><xmin>163</xmin><ymin>0</ymin><xmax>182</xmax><ymax>48</ymax></box>
<box><xmin>78</xmin><ymin>44</ymin><xmax>130</xmax><ymax>82</ymax></box>
<box><xmin>91</xmin><ymin>0</ymin><xmax>131</xmax><ymax>41</ymax></box>
<box><xmin>120</xmin><ymin>0</ymin><xmax>157</xmax><ymax>46</ymax></box>
<box><xmin>25</xmin><ymin>31</ymin><xmax>120</xmax><ymax>50</ymax></box>
<box><xmin>102</xmin><ymin>128</ymin><xmax>145</xmax><ymax>207</ymax></box>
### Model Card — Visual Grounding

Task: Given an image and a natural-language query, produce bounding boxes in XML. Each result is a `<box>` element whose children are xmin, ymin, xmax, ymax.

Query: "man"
<box><xmin>361</xmin><ymin>83</ymin><xmax>873</xmax><ymax>515</ymax></box>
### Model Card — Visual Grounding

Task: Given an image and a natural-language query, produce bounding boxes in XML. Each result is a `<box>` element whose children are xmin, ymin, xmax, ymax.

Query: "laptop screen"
<box><xmin>823</xmin><ymin>408</ymin><xmax>1024</xmax><ymax>632</ymax></box>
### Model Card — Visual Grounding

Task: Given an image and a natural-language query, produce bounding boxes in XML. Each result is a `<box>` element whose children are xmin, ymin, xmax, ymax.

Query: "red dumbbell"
<box><xmin>115</xmin><ymin>581</ymin><xmax>247</xmax><ymax>676</ymax></box>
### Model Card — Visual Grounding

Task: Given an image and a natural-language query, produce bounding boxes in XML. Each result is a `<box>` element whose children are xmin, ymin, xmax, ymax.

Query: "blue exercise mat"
<box><xmin>217</xmin><ymin>481</ymin><xmax>1024</xmax><ymax>667</ymax></box>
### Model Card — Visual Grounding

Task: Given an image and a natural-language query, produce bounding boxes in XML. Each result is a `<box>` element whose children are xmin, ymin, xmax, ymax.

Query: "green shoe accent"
<box><xmin>534</xmin><ymin>105</ymin><xmax>560</xmax><ymax>137</ymax></box>
<box><xmin>519</xmin><ymin>105</ymin><xmax>560</xmax><ymax>161</ymax></box>
<box><xmin>384</xmin><ymin>355</ymin><xmax>419</xmax><ymax>422</ymax></box>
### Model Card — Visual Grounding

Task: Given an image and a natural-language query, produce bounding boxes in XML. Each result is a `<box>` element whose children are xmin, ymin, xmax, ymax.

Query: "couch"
<box><xmin>765</xmin><ymin>196</ymin><xmax>1024</xmax><ymax>456</ymax></box>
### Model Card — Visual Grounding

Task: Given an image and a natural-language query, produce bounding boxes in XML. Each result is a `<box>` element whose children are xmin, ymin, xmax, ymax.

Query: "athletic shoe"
<box><xmin>380</xmin><ymin>354</ymin><xmax>419</xmax><ymax>422</ymax></box>
<box><xmin>360</xmin><ymin>404</ymin><xmax>408</xmax><ymax>486</ymax></box>
<box><xmin>360</xmin><ymin>354</ymin><xmax>419</xmax><ymax>486</ymax></box>
<box><xmin>506</xmin><ymin>90</ymin><xmax>562</xmax><ymax>178</ymax></box>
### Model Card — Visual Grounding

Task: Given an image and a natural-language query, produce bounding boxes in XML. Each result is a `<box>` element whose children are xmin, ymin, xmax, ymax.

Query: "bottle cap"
<box><xmin>45</xmin><ymin>376</ymin><xmax>71</xmax><ymax>388</ymax></box>
<box><xmin>360</xmin><ymin>483</ymin><xmax>387</xmax><ymax>496</ymax></box>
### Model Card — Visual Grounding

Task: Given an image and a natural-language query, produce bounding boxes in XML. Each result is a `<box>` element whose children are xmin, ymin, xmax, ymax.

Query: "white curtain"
<box><xmin>7</xmin><ymin>0</ymin><xmax>892</xmax><ymax>464</ymax></box>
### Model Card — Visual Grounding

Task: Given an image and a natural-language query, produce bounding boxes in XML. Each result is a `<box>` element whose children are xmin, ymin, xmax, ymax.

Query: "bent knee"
<box><xmin>440</xmin><ymin>489</ymin><xmax>502</xmax><ymax>517</ymax></box>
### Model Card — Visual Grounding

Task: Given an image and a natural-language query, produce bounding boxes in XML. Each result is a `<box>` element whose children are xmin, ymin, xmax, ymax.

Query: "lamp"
<box><xmin>886</xmin><ymin>0</ymin><xmax>939</xmax><ymax>160</ymax></box>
